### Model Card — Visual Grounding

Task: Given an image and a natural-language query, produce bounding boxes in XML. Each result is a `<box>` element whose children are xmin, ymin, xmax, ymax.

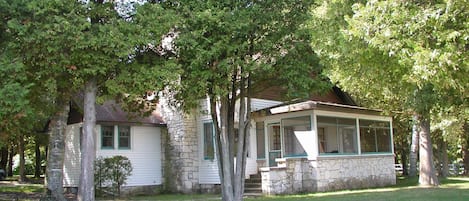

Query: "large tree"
<box><xmin>6</xmin><ymin>0</ymin><xmax>178</xmax><ymax>200</ymax></box>
<box><xmin>166</xmin><ymin>1</ymin><xmax>326</xmax><ymax>201</ymax></box>
<box><xmin>310</xmin><ymin>0</ymin><xmax>469</xmax><ymax>186</ymax></box>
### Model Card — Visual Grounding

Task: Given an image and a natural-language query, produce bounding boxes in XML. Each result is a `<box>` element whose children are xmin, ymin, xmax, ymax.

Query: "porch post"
<box><xmin>309</xmin><ymin>113</ymin><xmax>318</xmax><ymax>160</ymax></box>
<box><xmin>356</xmin><ymin>118</ymin><xmax>361</xmax><ymax>155</ymax></box>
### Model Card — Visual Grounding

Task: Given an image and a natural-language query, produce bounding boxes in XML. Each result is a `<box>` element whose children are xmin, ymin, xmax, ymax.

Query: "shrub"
<box><xmin>94</xmin><ymin>155</ymin><xmax>133</xmax><ymax>197</ymax></box>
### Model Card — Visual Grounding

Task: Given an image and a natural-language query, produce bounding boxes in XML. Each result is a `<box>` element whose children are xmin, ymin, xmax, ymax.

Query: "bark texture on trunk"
<box><xmin>463</xmin><ymin>123</ymin><xmax>469</xmax><ymax>176</ymax></box>
<box><xmin>46</xmin><ymin>98</ymin><xmax>70</xmax><ymax>201</ymax></box>
<box><xmin>7</xmin><ymin>146</ymin><xmax>14</xmax><ymax>177</ymax></box>
<box><xmin>440</xmin><ymin>139</ymin><xmax>449</xmax><ymax>178</ymax></box>
<box><xmin>210</xmin><ymin>74</ymin><xmax>251</xmax><ymax>201</ymax></box>
<box><xmin>417</xmin><ymin>114</ymin><xmax>439</xmax><ymax>186</ymax></box>
<box><xmin>0</xmin><ymin>147</ymin><xmax>7</xmax><ymax>172</ymax></box>
<box><xmin>18</xmin><ymin>133</ymin><xmax>26</xmax><ymax>182</ymax></box>
<box><xmin>233</xmin><ymin>76</ymin><xmax>251</xmax><ymax>201</ymax></box>
<box><xmin>78</xmin><ymin>79</ymin><xmax>97</xmax><ymax>201</ymax></box>
<box><xmin>35</xmin><ymin>136</ymin><xmax>41</xmax><ymax>179</ymax></box>
<box><xmin>409</xmin><ymin>115</ymin><xmax>419</xmax><ymax>177</ymax></box>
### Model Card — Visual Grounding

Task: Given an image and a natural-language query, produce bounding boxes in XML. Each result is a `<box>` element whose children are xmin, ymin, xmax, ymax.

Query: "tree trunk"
<box><xmin>233</xmin><ymin>75</ymin><xmax>251</xmax><ymax>201</ymax></box>
<box><xmin>462</xmin><ymin>123</ymin><xmax>469</xmax><ymax>176</ymax></box>
<box><xmin>409</xmin><ymin>114</ymin><xmax>419</xmax><ymax>177</ymax></box>
<box><xmin>78</xmin><ymin>78</ymin><xmax>97</xmax><ymax>201</ymax></box>
<box><xmin>18</xmin><ymin>133</ymin><xmax>26</xmax><ymax>182</ymax></box>
<box><xmin>401</xmin><ymin>150</ymin><xmax>408</xmax><ymax>176</ymax></box>
<box><xmin>35</xmin><ymin>135</ymin><xmax>42</xmax><ymax>179</ymax></box>
<box><xmin>0</xmin><ymin>146</ymin><xmax>7</xmax><ymax>172</ymax></box>
<box><xmin>440</xmin><ymin>139</ymin><xmax>449</xmax><ymax>178</ymax></box>
<box><xmin>46</xmin><ymin>98</ymin><xmax>70</xmax><ymax>201</ymax></box>
<box><xmin>211</xmin><ymin>94</ymin><xmax>249</xmax><ymax>201</ymax></box>
<box><xmin>219</xmin><ymin>98</ymin><xmax>235</xmax><ymax>201</ymax></box>
<box><xmin>417</xmin><ymin>114</ymin><xmax>439</xmax><ymax>186</ymax></box>
<box><xmin>7</xmin><ymin>145</ymin><xmax>14</xmax><ymax>177</ymax></box>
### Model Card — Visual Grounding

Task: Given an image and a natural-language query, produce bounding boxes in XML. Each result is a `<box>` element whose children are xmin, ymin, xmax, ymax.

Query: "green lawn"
<box><xmin>0</xmin><ymin>184</ymin><xmax>43</xmax><ymax>194</ymax></box>
<box><xmin>1</xmin><ymin>177</ymin><xmax>468</xmax><ymax>201</ymax></box>
<box><xmin>129</xmin><ymin>177</ymin><xmax>469</xmax><ymax>201</ymax></box>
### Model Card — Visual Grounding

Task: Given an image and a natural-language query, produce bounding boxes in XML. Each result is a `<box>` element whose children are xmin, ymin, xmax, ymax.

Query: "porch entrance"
<box><xmin>267</xmin><ymin>123</ymin><xmax>281</xmax><ymax>167</ymax></box>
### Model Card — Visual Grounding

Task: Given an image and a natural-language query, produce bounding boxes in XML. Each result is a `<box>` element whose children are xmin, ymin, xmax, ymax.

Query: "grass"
<box><xmin>126</xmin><ymin>177</ymin><xmax>469</xmax><ymax>201</ymax></box>
<box><xmin>0</xmin><ymin>176</ymin><xmax>44</xmax><ymax>194</ymax></box>
<box><xmin>0</xmin><ymin>184</ymin><xmax>43</xmax><ymax>194</ymax></box>
<box><xmin>1</xmin><ymin>177</ymin><xmax>468</xmax><ymax>201</ymax></box>
<box><xmin>244</xmin><ymin>177</ymin><xmax>469</xmax><ymax>201</ymax></box>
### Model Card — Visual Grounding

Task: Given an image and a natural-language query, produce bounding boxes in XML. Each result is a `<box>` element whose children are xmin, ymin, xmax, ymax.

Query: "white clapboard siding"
<box><xmin>245</xmin><ymin>123</ymin><xmax>258</xmax><ymax>178</ymax></box>
<box><xmin>251</xmin><ymin>98</ymin><xmax>282</xmax><ymax>112</ymax></box>
<box><xmin>63</xmin><ymin>124</ymin><xmax>162</xmax><ymax>187</ymax></box>
<box><xmin>198</xmin><ymin>99</ymin><xmax>261</xmax><ymax>183</ymax></box>
<box><xmin>97</xmin><ymin>126</ymin><xmax>162</xmax><ymax>186</ymax></box>
<box><xmin>63</xmin><ymin>123</ymin><xmax>82</xmax><ymax>187</ymax></box>
<box><xmin>199</xmin><ymin>160</ymin><xmax>221</xmax><ymax>184</ymax></box>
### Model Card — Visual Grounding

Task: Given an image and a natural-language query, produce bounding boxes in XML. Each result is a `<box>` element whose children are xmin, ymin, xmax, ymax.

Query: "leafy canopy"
<box><xmin>6</xmin><ymin>0</ymin><xmax>179</xmax><ymax>113</ymax></box>
<box><xmin>167</xmin><ymin>0</ymin><xmax>328</xmax><ymax>109</ymax></box>
<box><xmin>310</xmin><ymin>0</ymin><xmax>469</xmax><ymax>116</ymax></box>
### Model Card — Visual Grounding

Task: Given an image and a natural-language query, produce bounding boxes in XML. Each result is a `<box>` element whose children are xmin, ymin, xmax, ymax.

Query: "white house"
<box><xmin>63</xmin><ymin>101</ymin><xmax>165</xmax><ymax>194</ymax></box>
<box><xmin>63</xmin><ymin>87</ymin><xmax>396</xmax><ymax>194</ymax></box>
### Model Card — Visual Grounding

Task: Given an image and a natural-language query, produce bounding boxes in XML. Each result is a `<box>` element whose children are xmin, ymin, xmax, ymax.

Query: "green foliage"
<box><xmin>95</xmin><ymin>155</ymin><xmax>133</xmax><ymax>197</ymax></box>
<box><xmin>4</xmin><ymin>0</ymin><xmax>179</xmax><ymax>115</ymax></box>
<box><xmin>310</xmin><ymin>0</ymin><xmax>469</xmax><ymax>114</ymax></box>
<box><xmin>310</xmin><ymin>0</ymin><xmax>469</xmax><ymax>128</ymax></box>
<box><xmin>165</xmin><ymin>0</ymin><xmax>328</xmax><ymax>110</ymax></box>
<box><xmin>0</xmin><ymin>57</ymin><xmax>32</xmax><ymax>130</ymax></box>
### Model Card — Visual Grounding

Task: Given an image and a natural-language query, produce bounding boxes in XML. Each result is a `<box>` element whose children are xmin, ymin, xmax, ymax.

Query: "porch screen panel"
<box><xmin>282</xmin><ymin>116</ymin><xmax>310</xmax><ymax>157</ymax></box>
<box><xmin>256</xmin><ymin>121</ymin><xmax>265</xmax><ymax>159</ymax></box>
<box><xmin>317</xmin><ymin>116</ymin><xmax>358</xmax><ymax>154</ymax></box>
<box><xmin>359</xmin><ymin>120</ymin><xmax>391</xmax><ymax>153</ymax></box>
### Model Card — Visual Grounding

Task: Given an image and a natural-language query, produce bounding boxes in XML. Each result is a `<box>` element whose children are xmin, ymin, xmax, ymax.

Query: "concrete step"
<box><xmin>244</xmin><ymin>173</ymin><xmax>262</xmax><ymax>194</ymax></box>
<box><xmin>243</xmin><ymin>192</ymin><xmax>263</xmax><ymax>197</ymax></box>
<box><xmin>245</xmin><ymin>178</ymin><xmax>261</xmax><ymax>184</ymax></box>
<box><xmin>244</xmin><ymin>187</ymin><xmax>262</xmax><ymax>194</ymax></box>
<box><xmin>249</xmin><ymin>173</ymin><xmax>261</xmax><ymax>179</ymax></box>
<box><xmin>245</xmin><ymin>182</ymin><xmax>261</xmax><ymax>188</ymax></box>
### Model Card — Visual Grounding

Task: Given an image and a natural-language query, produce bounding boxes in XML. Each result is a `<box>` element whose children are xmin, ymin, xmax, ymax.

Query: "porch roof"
<box><xmin>257</xmin><ymin>100</ymin><xmax>383</xmax><ymax>116</ymax></box>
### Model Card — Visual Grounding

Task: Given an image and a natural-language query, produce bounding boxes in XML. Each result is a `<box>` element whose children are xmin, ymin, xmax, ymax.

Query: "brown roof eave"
<box><xmin>253</xmin><ymin>100</ymin><xmax>385</xmax><ymax>117</ymax></box>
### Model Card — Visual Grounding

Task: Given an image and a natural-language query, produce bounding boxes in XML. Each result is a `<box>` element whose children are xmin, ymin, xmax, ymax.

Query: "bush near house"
<box><xmin>94</xmin><ymin>155</ymin><xmax>133</xmax><ymax>197</ymax></box>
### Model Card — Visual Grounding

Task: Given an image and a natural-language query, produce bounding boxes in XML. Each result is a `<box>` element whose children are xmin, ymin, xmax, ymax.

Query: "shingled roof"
<box><xmin>68</xmin><ymin>100</ymin><xmax>164</xmax><ymax>126</ymax></box>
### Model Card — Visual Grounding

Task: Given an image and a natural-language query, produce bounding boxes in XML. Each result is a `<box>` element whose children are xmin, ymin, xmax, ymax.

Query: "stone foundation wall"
<box><xmin>313</xmin><ymin>155</ymin><xmax>396</xmax><ymax>192</ymax></box>
<box><xmin>199</xmin><ymin>184</ymin><xmax>221</xmax><ymax>194</ymax></box>
<box><xmin>261</xmin><ymin>155</ymin><xmax>396</xmax><ymax>195</ymax></box>
<box><xmin>260</xmin><ymin>158</ymin><xmax>315</xmax><ymax>195</ymax></box>
<box><xmin>120</xmin><ymin>185</ymin><xmax>163</xmax><ymax>196</ymax></box>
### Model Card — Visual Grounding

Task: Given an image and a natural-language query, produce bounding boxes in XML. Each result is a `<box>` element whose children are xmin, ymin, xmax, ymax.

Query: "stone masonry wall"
<box><xmin>261</xmin><ymin>158</ymin><xmax>315</xmax><ymax>195</ymax></box>
<box><xmin>159</xmin><ymin>98</ymin><xmax>200</xmax><ymax>193</ymax></box>
<box><xmin>313</xmin><ymin>155</ymin><xmax>396</xmax><ymax>192</ymax></box>
<box><xmin>261</xmin><ymin>155</ymin><xmax>396</xmax><ymax>195</ymax></box>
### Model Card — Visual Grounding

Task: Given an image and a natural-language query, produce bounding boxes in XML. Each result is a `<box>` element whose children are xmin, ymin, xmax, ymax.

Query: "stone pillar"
<box><xmin>160</xmin><ymin>97</ymin><xmax>200</xmax><ymax>193</ymax></box>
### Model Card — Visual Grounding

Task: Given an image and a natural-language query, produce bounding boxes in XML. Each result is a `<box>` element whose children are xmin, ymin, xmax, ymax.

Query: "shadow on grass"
<box><xmin>100</xmin><ymin>177</ymin><xmax>469</xmax><ymax>201</ymax></box>
<box><xmin>245</xmin><ymin>177</ymin><xmax>469</xmax><ymax>201</ymax></box>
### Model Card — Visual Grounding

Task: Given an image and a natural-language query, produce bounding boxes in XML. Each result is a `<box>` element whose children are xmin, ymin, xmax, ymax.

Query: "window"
<box><xmin>203</xmin><ymin>122</ymin><xmax>215</xmax><ymax>160</ymax></box>
<box><xmin>118</xmin><ymin>126</ymin><xmax>131</xmax><ymax>149</ymax></box>
<box><xmin>282</xmin><ymin>116</ymin><xmax>310</xmax><ymax>157</ymax></box>
<box><xmin>359</xmin><ymin>120</ymin><xmax>392</xmax><ymax>153</ymax></box>
<box><xmin>101</xmin><ymin>125</ymin><xmax>132</xmax><ymax>150</ymax></box>
<box><xmin>317</xmin><ymin>116</ymin><xmax>358</xmax><ymax>154</ymax></box>
<box><xmin>318</xmin><ymin>127</ymin><xmax>326</xmax><ymax>153</ymax></box>
<box><xmin>268</xmin><ymin>125</ymin><xmax>281</xmax><ymax>151</ymax></box>
<box><xmin>256</xmin><ymin>122</ymin><xmax>265</xmax><ymax>159</ymax></box>
<box><xmin>101</xmin><ymin>125</ymin><xmax>114</xmax><ymax>149</ymax></box>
